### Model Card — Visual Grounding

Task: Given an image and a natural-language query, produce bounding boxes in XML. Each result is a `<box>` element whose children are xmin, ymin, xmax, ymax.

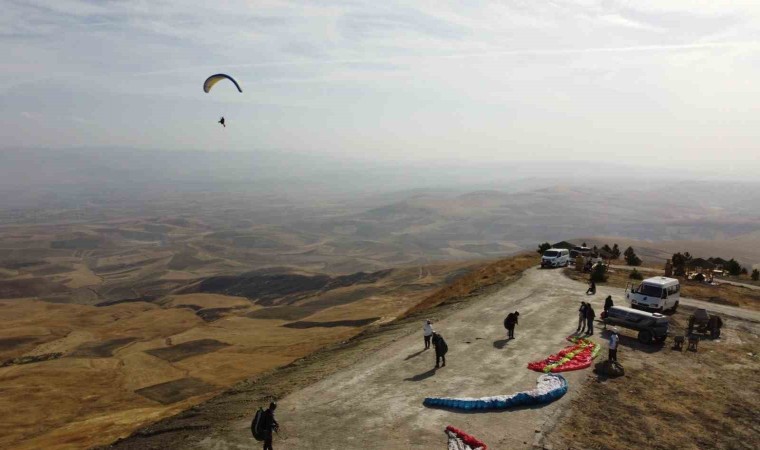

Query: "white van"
<box><xmin>541</xmin><ymin>248</ymin><xmax>570</xmax><ymax>268</ymax></box>
<box><xmin>626</xmin><ymin>276</ymin><xmax>681</xmax><ymax>312</ymax></box>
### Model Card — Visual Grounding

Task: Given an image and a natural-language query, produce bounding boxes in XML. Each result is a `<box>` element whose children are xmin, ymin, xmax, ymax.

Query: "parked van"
<box><xmin>569</xmin><ymin>246</ymin><xmax>592</xmax><ymax>260</ymax></box>
<box><xmin>541</xmin><ymin>248</ymin><xmax>570</xmax><ymax>268</ymax></box>
<box><xmin>626</xmin><ymin>276</ymin><xmax>680</xmax><ymax>312</ymax></box>
<box><xmin>603</xmin><ymin>306</ymin><xmax>669</xmax><ymax>344</ymax></box>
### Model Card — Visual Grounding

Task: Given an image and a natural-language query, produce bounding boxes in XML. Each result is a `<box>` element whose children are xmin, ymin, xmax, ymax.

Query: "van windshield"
<box><xmin>638</xmin><ymin>284</ymin><xmax>663</xmax><ymax>298</ymax></box>
<box><xmin>543</xmin><ymin>251</ymin><xmax>559</xmax><ymax>257</ymax></box>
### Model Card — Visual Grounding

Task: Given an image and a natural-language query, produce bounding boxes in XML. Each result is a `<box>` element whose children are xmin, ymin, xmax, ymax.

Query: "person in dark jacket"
<box><xmin>504</xmin><ymin>311</ymin><xmax>520</xmax><ymax>339</ymax></box>
<box><xmin>585</xmin><ymin>304</ymin><xmax>596</xmax><ymax>335</ymax></box>
<box><xmin>262</xmin><ymin>402</ymin><xmax>279</xmax><ymax>450</ymax></box>
<box><xmin>604</xmin><ymin>295</ymin><xmax>614</xmax><ymax>315</ymax></box>
<box><xmin>577</xmin><ymin>302</ymin><xmax>587</xmax><ymax>333</ymax></box>
<box><xmin>586</xmin><ymin>279</ymin><xmax>596</xmax><ymax>295</ymax></box>
<box><xmin>432</xmin><ymin>332</ymin><xmax>448</xmax><ymax>368</ymax></box>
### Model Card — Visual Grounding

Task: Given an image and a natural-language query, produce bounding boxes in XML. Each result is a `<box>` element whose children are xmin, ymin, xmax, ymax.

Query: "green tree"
<box><xmin>725</xmin><ymin>259</ymin><xmax>743</xmax><ymax>276</ymax></box>
<box><xmin>740</xmin><ymin>267</ymin><xmax>748</xmax><ymax>276</ymax></box>
<box><xmin>671</xmin><ymin>252</ymin><xmax>692</xmax><ymax>276</ymax></box>
<box><xmin>611</xmin><ymin>243</ymin><xmax>621</xmax><ymax>259</ymax></box>
<box><xmin>752</xmin><ymin>269</ymin><xmax>759</xmax><ymax>281</ymax></box>
<box><xmin>624</xmin><ymin>246</ymin><xmax>642</xmax><ymax>266</ymax></box>
<box><xmin>590</xmin><ymin>262</ymin><xmax>608</xmax><ymax>282</ymax></box>
<box><xmin>629</xmin><ymin>268</ymin><xmax>643</xmax><ymax>280</ymax></box>
<box><xmin>537</xmin><ymin>242</ymin><xmax>551</xmax><ymax>254</ymax></box>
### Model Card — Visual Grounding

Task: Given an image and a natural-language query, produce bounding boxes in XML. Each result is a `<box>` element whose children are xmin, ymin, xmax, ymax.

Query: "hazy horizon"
<box><xmin>3</xmin><ymin>1</ymin><xmax>760</xmax><ymax>176</ymax></box>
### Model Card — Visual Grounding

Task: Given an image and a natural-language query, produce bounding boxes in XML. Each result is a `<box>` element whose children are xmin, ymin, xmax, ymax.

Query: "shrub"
<box><xmin>590</xmin><ymin>263</ymin><xmax>608</xmax><ymax>282</ymax></box>
<box><xmin>752</xmin><ymin>269</ymin><xmax>759</xmax><ymax>281</ymax></box>
<box><xmin>725</xmin><ymin>259</ymin><xmax>743</xmax><ymax>276</ymax></box>
<box><xmin>624</xmin><ymin>246</ymin><xmax>642</xmax><ymax>266</ymax></box>
<box><xmin>537</xmin><ymin>242</ymin><xmax>551</xmax><ymax>254</ymax></box>
<box><xmin>629</xmin><ymin>268</ymin><xmax>643</xmax><ymax>280</ymax></box>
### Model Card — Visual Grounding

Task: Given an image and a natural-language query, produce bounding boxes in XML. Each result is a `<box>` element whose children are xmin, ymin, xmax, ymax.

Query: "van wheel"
<box><xmin>654</xmin><ymin>335</ymin><xmax>667</xmax><ymax>344</ymax></box>
<box><xmin>638</xmin><ymin>330</ymin><xmax>653</xmax><ymax>344</ymax></box>
<box><xmin>670</xmin><ymin>301</ymin><xmax>679</xmax><ymax>313</ymax></box>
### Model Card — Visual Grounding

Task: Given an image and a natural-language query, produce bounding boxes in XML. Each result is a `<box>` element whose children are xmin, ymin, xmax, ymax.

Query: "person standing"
<box><xmin>423</xmin><ymin>320</ymin><xmax>434</xmax><ymax>350</ymax></box>
<box><xmin>577</xmin><ymin>302</ymin><xmax>587</xmax><ymax>333</ymax></box>
<box><xmin>585</xmin><ymin>304</ymin><xmax>596</xmax><ymax>335</ymax></box>
<box><xmin>604</xmin><ymin>295</ymin><xmax>614</xmax><ymax>315</ymax></box>
<box><xmin>432</xmin><ymin>332</ymin><xmax>448</xmax><ymax>368</ymax></box>
<box><xmin>504</xmin><ymin>311</ymin><xmax>519</xmax><ymax>339</ymax></box>
<box><xmin>262</xmin><ymin>402</ymin><xmax>279</xmax><ymax>450</ymax></box>
<box><xmin>609</xmin><ymin>327</ymin><xmax>619</xmax><ymax>362</ymax></box>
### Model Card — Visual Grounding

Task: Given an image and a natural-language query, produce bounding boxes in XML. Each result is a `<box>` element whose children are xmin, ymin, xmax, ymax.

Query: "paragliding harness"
<box><xmin>251</xmin><ymin>407</ymin><xmax>266</xmax><ymax>441</ymax></box>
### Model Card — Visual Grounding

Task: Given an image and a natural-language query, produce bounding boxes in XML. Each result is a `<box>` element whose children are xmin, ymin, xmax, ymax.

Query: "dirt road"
<box><xmin>195</xmin><ymin>267</ymin><xmax>608</xmax><ymax>449</ymax></box>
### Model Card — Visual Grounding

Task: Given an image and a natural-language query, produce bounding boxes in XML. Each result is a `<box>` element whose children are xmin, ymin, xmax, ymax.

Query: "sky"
<box><xmin>2</xmin><ymin>1</ymin><xmax>760</xmax><ymax>171</ymax></box>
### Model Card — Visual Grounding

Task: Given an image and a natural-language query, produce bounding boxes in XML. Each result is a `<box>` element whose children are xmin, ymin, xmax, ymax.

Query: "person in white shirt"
<box><xmin>609</xmin><ymin>327</ymin><xmax>619</xmax><ymax>362</ymax></box>
<box><xmin>423</xmin><ymin>320</ymin><xmax>434</xmax><ymax>349</ymax></box>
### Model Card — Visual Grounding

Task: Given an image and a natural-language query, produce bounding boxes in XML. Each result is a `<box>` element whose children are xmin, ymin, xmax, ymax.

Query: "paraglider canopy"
<box><xmin>203</xmin><ymin>74</ymin><xmax>242</xmax><ymax>93</ymax></box>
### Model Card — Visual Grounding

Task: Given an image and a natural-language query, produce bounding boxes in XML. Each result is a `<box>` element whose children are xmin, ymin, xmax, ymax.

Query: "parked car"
<box><xmin>541</xmin><ymin>248</ymin><xmax>570</xmax><ymax>268</ymax></box>
<box><xmin>569</xmin><ymin>246</ymin><xmax>592</xmax><ymax>260</ymax></box>
<box><xmin>626</xmin><ymin>276</ymin><xmax>680</xmax><ymax>312</ymax></box>
<box><xmin>603</xmin><ymin>306</ymin><xmax>669</xmax><ymax>344</ymax></box>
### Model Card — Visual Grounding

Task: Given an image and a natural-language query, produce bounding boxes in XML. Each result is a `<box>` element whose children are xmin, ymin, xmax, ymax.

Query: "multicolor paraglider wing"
<box><xmin>527</xmin><ymin>336</ymin><xmax>600</xmax><ymax>373</ymax></box>
<box><xmin>445</xmin><ymin>426</ymin><xmax>487</xmax><ymax>450</ymax></box>
<box><xmin>203</xmin><ymin>74</ymin><xmax>242</xmax><ymax>93</ymax></box>
<box><xmin>424</xmin><ymin>373</ymin><xmax>567</xmax><ymax>411</ymax></box>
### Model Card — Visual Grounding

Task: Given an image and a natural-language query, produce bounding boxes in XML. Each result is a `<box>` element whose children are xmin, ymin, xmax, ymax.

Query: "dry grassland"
<box><xmin>546</xmin><ymin>309</ymin><xmax>760</xmax><ymax>450</ymax></box>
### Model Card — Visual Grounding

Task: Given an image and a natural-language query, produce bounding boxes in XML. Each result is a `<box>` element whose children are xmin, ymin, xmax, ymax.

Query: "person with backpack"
<box><xmin>423</xmin><ymin>320</ymin><xmax>434</xmax><ymax>350</ymax></box>
<box><xmin>577</xmin><ymin>302</ymin><xmax>587</xmax><ymax>333</ymax></box>
<box><xmin>603</xmin><ymin>295</ymin><xmax>614</xmax><ymax>316</ymax></box>
<box><xmin>261</xmin><ymin>402</ymin><xmax>279</xmax><ymax>450</ymax></box>
<box><xmin>432</xmin><ymin>332</ymin><xmax>448</xmax><ymax>368</ymax></box>
<box><xmin>585</xmin><ymin>304</ymin><xmax>596</xmax><ymax>335</ymax></box>
<box><xmin>504</xmin><ymin>311</ymin><xmax>519</xmax><ymax>339</ymax></box>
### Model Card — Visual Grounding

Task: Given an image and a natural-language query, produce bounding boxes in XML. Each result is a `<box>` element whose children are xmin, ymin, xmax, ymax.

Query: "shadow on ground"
<box><xmin>492</xmin><ymin>339</ymin><xmax>510</xmax><ymax>349</ymax></box>
<box><xmin>403</xmin><ymin>349</ymin><xmax>427</xmax><ymax>360</ymax></box>
<box><xmin>404</xmin><ymin>367</ymin><xmax>438</xmax><ymax>382</ymax></box>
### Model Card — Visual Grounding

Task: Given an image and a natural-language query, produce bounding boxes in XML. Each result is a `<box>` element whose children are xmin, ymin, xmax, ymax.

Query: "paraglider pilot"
<box><xmin>219</xmin><ymin>117</ymin><xmax>226</xmax><ymax>127</ymax></box>
<box><xmin>262</xmin><ymin>402</ymin><xmax>279</xmax><ymax>450</ymax></box>
<box><xmin>432</xmin><ymin>332</ymin><xmax>448</xmax><ymax>368</ymax></box>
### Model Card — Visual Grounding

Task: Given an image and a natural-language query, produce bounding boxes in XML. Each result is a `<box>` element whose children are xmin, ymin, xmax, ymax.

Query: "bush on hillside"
<box><xmin>725</xmin><ymin>259</ymin><xmax>743</xmax><ymax>276</ymax></box>
<box><xmin>629</xmin><ymin>268</ymin><xmax>643</xmax><ymax>280</ymax></box>
<box><xmin>590</xmin><ymin>263</ymin><xmax>608</xmax><ymax>283</ymax></box>
<box><xmin>611</xmin><ymin>243</ymin><xmax>621</xmax><ymax>259</ymax></box>
<box><xmin>537</xmin><ymin>242</ymin><xmax>551</xmax><ymax>254</ymax></box>
<box><xmin>624</xmin><ymin>246</ymin><xmax>642</xmax><ymax>266</ymax></box>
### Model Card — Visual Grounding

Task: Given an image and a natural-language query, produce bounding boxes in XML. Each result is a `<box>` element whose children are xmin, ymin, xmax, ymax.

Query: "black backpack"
<box><xmin>251</xmin><ymin>407</ymin><xmax>265</xmax><ymax>441</ymax></box>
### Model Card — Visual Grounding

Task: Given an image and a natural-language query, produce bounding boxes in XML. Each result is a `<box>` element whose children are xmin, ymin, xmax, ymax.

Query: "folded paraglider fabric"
<box><xmin>527</xmin><ymin>336</ymin><xmax>600</xmax><ymax>373</ymax></box>
<box><xmin>424</xmin><ymin>373</ymin><xmax>567</xmax><ymax>411</ymax></box>
<box><xmin>445</xmin><ymin>425</ymin><xmax>487</xmax><ymax>450</ymax></box>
